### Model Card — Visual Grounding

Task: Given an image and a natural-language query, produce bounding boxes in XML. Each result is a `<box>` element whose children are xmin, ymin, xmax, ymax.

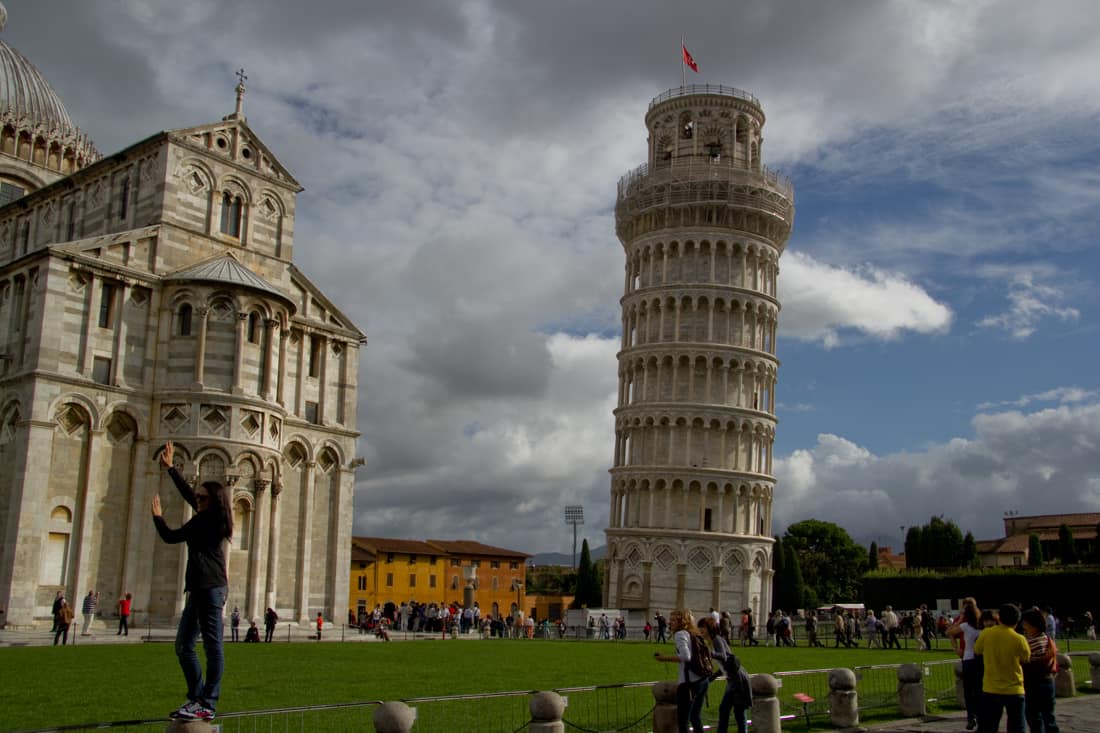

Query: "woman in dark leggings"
<box><xmin>152</xmin><ymin>441</ymin><xmax>233</xmax><ymax>722</ymax></box>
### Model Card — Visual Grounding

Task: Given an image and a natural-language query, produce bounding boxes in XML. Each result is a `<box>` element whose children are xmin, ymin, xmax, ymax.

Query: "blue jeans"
<box><xmin>1024</xmin><ymin>677</ymin><xmax>1059</xmax><ymax>733</ymax></box>
<box><xmin>961</xmin><ymin>657</ymin><xmax>984</xmax><ymax>723</ymax></box>
<box><xmin>979</xmin><ymin>692</ymin><xmax>1025</xmax><ymax>733</ymax></box>
<box><xmin>175</xmin><ymin>586</ymin><xmax>227</xmax><ymax>710</ymax></box>
<box><xmin>716</xmin><ymin>680</ymin><xmax>748</xmax><ymax>733</ymax></box>
<box><xmin>677</xmin><ymin>677</ymin><xmax>710</xmax><ymax>733</ymax></box>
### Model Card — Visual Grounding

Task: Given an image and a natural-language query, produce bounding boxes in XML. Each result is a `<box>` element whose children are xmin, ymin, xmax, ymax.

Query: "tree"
<box><xmin>961</xmin><ymin>532</ymin><xmax>978</xmax><ymax>569</ymax></box>
<box><xmin>571</xmin><ymin>540</ymin><xmax>602</xmax><ymax>608</ymax></box>
<box><xmin>1058</xmin><ymin>524</ymin><xmax>1079</xmax><ymax>565</ymax></box>
<box><xmin>782</xmin><ymin>519</ymin><xmax>868</xmax><ymax>603</ymax></box>
<box><xmin>785</xmin><ymin>543</ymin><xmax>808</xmax><ymax>611</ymax></box>
<box><xmin>905</xmin><ymin>516</ymin><xmax>969</xmax><ymax>569</ymax></box>
<box><xmin>1028</xmin><ymin>533</ymin><xmax>1043</xmax><ymax>567</ymax></box>
<box><xmin>905</xmin><ymin>526</ymin><xmax>923</xmax><ymax>569</ymax></box>
<box><xmin>1094</xmin><ymin>522</ymin><xmax>1100</xmax><ymax>564</ymax></box>
<box><xmin>868</xmin><ymin>542</ymin><xmax>880</xmax><ymax>570</ymax></box>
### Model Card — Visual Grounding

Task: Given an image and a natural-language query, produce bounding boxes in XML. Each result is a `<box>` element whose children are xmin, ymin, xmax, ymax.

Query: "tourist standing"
<box><xmin>316</xmin><ymin>613</ymin><xmax>324</xmax><ymax>640</ymax></box>
<box><xmin>53</xmin><ymin>599</ymin><xmax>74</xmax><ymax>645</ymax></box>
<box><xmin>1086</xmin><ymin>610</ymin><xmax>1096</xmax><ymax>641</ymax></box>
<box><xmin>973</xmin><ymin>603</ymin><xmax>1030</xmax><ymax>733</ymax></box>
<box><xmin>51</xmin><ymin>591</ymin><xmax>65</xmax><ymax>633</ymax></box>
<box><xmin>866</xmin><ymin>610</ymin><xmax>880</xmax><ymax>649</ymax></box>
<box><xmin>805</xmin><ymin>610</ymin><xmax>820</xmax><ymax>647</ymax></box>
<box><xmin>264</xmin><ymin>607</ymin><xmax>278</xmax><ymax>642</ymax></box>
<box><xmin>117</xmin><ymin>593</ymin><xmax>132</xmax><ymax>636</ymax></box>
<box><xmin>80</xmin><ymin>589</ymin><xmax>99</xmax><ymax>636</ymax></box>
<box><xmin>947</xmin><ymin>600</ymin><xmax>984</xmax><ymax>730</ymax></box>
<box><xmin>882</xmin><ymin>605</ymin><xmax>901</xmax><ymax>649</ymax></box>
<box><xmin>701</xmin><ymin>617</ymin><xmax>752</xmax><ymax>733</ymax></box>
<box><xmin>744</xmin><ymin>610</ymin><xmax>758</xmax><ymax>646</ymax></box>
<box><xmin>1021</xmin><ymin>607</ymin><xmax>1060</xmax><ymax>733</ymax></box>
<box><xmin>654</xmin><ymin>609</ymin><xmax>710</xmax><ymax>733</ymax></box>
<box><xmin>230</xmin><ymin>606</ymin><xmax>241</xmax><ymax>642</ymax></box>
<box><xmin>655</xmin><ymin>612</ymin><xmax>668</xmax><ymax>643</ymax></box>
<box><xmin>152</xmin><ymin>440</ymin><xmax>233</xmax><ymax>722</ymax></box>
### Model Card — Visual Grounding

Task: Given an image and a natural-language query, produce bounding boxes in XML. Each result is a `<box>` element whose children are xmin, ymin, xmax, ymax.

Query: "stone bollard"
<box><xmin>828</xmin><ymin>667</ymin><xmax>859</xmax><ymax>728</ymax></box>
<box><xmin>1054</xmin><ymin>653</ymin><xmax>1075</xmax><ymax>698</ymax></box>
<box><xmin>651</xmin><ymin>681</ymin><xmax>679</xmax><ymax>733</ymax></box>
<box><xmin>529</xmin><ymin>691</ymin><xmax>566</xmax><ymax>733</ymax></box>
<box><xmin>954</xmin><ymin>660</ymin><xmax>966</xmax><ymax>709</ymax></box>
<box><xmin>897</xmin><ymin>663</ymin><xmax>926</xmax><ymax>717</ymax></box>
<box><xmin>750</xmin><ymin>673</ymin><xmax>781</xmax><ymax>733</ymax></box>
<box><xmin>166</xmin><ymin>722</ymin><xmax>213</xmax><ymax>733</ymax></box>
<box><xmin>373</xmin><ymin>701</ymin><xmax>415</xmax><ymax>733</ymax></box>
<box><xmin>1090</xmin><ymin>652</ymin><xmax>1100</xmax><ymax>689</ymax></box>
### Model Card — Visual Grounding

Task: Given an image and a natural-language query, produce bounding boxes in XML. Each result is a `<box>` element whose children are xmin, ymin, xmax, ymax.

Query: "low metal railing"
<box><xmin>618</xmin><ymin>157</ymin><xmax>794</xmax><ymax>202</ymax></box>
<box><xmin>649</xmin><ymin>85</ymin><xmax>760</xmax><ymax>109</ymax></box>
<box><xmin>13</xmin><ymin>684</ymin><xmax>659</xmax><ymax>733</ymax></box>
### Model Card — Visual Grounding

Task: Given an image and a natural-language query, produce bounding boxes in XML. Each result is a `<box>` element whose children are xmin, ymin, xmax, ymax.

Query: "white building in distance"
<box><xmin>604</xmin><ymin>85</ymin><xmax>793</xmax><ymax>619</ymax></box>
<box><xmin>0</xmin><ymin>6</ymin><xmax>365</xmax><ymax>628</ymax></box>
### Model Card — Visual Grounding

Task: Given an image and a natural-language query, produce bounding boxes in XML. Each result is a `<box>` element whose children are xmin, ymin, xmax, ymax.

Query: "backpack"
<box><xmin>688</xmin><ymin>633</ymin><xmax>713</xmax><ymax>678</ymax></box>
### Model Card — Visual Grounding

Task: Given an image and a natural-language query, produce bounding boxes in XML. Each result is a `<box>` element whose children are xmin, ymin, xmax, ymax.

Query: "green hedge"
<box><xmin>862</xmin><ymin>567</ymin><xmax>1100</xmax><ymax>619</ymax></box>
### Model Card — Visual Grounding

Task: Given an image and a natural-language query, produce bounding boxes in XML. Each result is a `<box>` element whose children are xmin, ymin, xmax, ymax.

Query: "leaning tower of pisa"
<box><xmin>604</xmin><ymin>85</ymin><xmax>794</xmax><ymax>621</ymax></box>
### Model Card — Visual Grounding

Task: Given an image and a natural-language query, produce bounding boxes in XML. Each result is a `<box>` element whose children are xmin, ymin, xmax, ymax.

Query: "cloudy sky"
<box><xmin>11</xmin><ymin>0</ymin><xmax>1100</xmax><ymax>554</ymax></box>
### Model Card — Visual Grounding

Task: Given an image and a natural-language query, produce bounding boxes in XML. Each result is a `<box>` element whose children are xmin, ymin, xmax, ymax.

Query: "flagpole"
<box><xmin>681</xmin><ymin>35</ymin><xmax>686</xmax><ymax>89</ymax></box>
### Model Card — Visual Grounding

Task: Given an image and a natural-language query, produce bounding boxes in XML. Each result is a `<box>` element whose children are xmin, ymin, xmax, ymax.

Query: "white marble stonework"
<box><xmin>0</xmin><ymin>8</ymin><xmax>364</xmax><ymax>628</ymax></box>
<box><xmin>603</xmin><ymin>86</ymin><xmax>794</xmax><ymax>620</ymax></box>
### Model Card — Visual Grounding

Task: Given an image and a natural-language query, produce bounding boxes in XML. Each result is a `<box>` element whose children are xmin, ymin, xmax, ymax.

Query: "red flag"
<box><xmin>682</xmin><ymin>44</ymin><xmax>699</xmax><ymax>73</ymax></box>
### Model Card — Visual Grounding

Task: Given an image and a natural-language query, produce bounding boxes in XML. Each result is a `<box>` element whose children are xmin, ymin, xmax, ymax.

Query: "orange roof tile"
<box><xmin>426</xmin><ymin>539</ymin><xmax>531</xmax><ymax>559</ymax></box>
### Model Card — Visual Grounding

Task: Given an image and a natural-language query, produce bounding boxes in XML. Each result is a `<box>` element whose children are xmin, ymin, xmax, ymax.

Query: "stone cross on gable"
<box><xmin>233</xmin><ymin>68</ymin><xmax>247</xmax><ymax>119</ymax></box>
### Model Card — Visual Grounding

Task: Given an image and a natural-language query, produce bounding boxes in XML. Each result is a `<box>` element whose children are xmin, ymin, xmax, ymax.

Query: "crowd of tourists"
<box><xmin>349</xmin><ymin>601</ymin><xmax>558</xmax><ymax>639</ymax></box>
<box><xmin>946</xmin><ymin>598</ymin><xmax>1063</xmax><ymax>733</ymax></box>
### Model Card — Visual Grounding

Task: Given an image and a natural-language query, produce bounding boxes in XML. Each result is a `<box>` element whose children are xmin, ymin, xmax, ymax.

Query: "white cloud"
<box><xmin>975</xmin><ymin>265</ymin><xmax>1081</xmax><ymax>339</ymax></box>
<box><xmin>773</xmin><ymin>399</ymin><xmax>1100</xmax><ymax>545</ymax></box>
<box><xmin>977</xmin><ymin>386</ymin><xmax>1099</xmax><ymax>411</ymax></box>
<box><xmin>780</xmin><ymin>251</ymin><xmax>953</xmax><ymax>347</ymax></box>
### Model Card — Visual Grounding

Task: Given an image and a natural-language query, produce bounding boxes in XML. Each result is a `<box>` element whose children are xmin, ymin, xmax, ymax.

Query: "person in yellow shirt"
<box><xmin>973</xmin><ymin>603</ymin><xmax>1030</xmax><ymax>733</ymax></box>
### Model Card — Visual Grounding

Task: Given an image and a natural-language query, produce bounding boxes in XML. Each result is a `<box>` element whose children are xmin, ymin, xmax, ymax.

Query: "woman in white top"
<box><xmin>654</xmin><ymin>609</ymin><xmax>710</xmax><ymax>733</ymax></box>
<box><xmin>947</xmin><ymin>599</ymin><xmax>984</xmax><ymax>731</ymax></box>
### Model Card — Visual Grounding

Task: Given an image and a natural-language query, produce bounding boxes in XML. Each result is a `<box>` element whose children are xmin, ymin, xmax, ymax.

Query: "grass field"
<box><xmin>3</xmin><ymin>637</ymin><xmax>1098</xmax><ymax>731</ymax></box>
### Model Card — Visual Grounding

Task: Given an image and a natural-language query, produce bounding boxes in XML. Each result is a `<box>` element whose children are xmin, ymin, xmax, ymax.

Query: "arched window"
<box><xmin>118</xmin><ymin>177</ymin><xmax>130</xmax><ymax>221</ymax></box>
<box><xmin>233</xmin><ymin>498</ymin><xmax>252</xmax><ymax>550</ymax></box>
<box><xmin>247</xmin><ymin>312</ymin><xmax>261</xmax><ymax>344</ymax></box>
<box><xmin>179</xmin><ymin>304</ymin><xmax>193</xmax><ymax>336</ymax></box>
<box><xmin>220</xmin><ymin>192</ymin><xmax>243</xmax><ymax>237</ymax></box>
<box><xmin>43</xmin><ymin>505</ymin><xmax>73</xmax><ymax>586</ymax></box>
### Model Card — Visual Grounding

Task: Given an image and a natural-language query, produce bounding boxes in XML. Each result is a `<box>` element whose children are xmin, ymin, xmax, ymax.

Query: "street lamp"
<box><xmin>564</xmin><ymin>506</ymin><xmax>584</xmax><ymax>569</ymax></box>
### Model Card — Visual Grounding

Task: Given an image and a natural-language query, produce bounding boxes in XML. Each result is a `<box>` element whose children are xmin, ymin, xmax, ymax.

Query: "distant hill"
<box><xmin>529</xmin><ymin>545</ymin><xmax>606</xmax><ymax>566</ymax></box>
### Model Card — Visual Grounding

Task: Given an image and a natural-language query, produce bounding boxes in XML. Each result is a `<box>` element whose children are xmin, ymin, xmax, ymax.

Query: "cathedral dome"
<box><xmin>0</xmin><ymin>37</ymin><xmax>76</xmax><ymax>136</ymax></box>
<box><xmin>0</xmin><ymin>3</ymin><xmax>98</xmax><ymax>186</ymax></box>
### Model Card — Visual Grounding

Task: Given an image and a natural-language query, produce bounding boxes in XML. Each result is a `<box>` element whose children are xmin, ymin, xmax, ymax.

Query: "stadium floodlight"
<box><xmin>564</xmin><ymin>505</ymin><xmax>585</xmax><ymax>569</ymax></box>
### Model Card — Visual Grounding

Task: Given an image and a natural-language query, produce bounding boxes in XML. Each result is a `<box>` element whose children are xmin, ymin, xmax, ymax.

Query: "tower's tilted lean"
<box><xmin>604</xmin><ymin>86</ymin><xmax>793</xmax><ymax>619</ymax></box>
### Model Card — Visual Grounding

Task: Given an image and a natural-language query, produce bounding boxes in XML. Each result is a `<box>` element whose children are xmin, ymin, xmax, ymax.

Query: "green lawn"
<box><xmin>3</xmin><ymin>638</ymin><xmax>1097</xmax><ymax>731</ymax></box>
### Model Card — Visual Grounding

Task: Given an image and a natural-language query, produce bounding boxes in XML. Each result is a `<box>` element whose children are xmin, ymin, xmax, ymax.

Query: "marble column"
<box><xmin>247</xmin><ymin>479</ymin><xmax>270</xmax><ymax>619</ymax></box>
<box><xmin>296</xmin><ymin>461</ymin><xmax>315</xmax><ymax>620</ymax></box>
<box><xmin>232</xmin><ymin>312</ymin><xmax>248</xmax><ymax>393</ymax></box>
<box><xmin>192</xmin><ymin>307</ymin><xmax>210</xmax><ymax>389</ymax></box>
<box><xmin>265</xmin><ymin>477</ymin><xmax>282</xmax><ymax>610</ymax></box>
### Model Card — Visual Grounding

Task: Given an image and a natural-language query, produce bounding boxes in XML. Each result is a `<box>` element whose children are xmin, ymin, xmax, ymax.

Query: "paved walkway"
<box><xmin>867</xmin><ymin>692</ymin><xmax>1100</xmax><ymax>732</ymax></box>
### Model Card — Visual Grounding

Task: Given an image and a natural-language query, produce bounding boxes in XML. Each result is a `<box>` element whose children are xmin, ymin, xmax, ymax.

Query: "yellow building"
<box><xmin>349</xmin><ymin>537</ymin><xmax>530</xmax><ymax>621</ymax></box>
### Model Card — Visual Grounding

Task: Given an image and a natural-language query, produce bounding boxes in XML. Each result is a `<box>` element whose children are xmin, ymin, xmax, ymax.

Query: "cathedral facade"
<box><xmin>604</xmin><ymin>86</ymin><xmax>793</xmax><ymax>619</ymax></box>
<box><xmin>0</xmin><ymin>10</ymin><xmax>364</xmax><ymax>627</ymax></box>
